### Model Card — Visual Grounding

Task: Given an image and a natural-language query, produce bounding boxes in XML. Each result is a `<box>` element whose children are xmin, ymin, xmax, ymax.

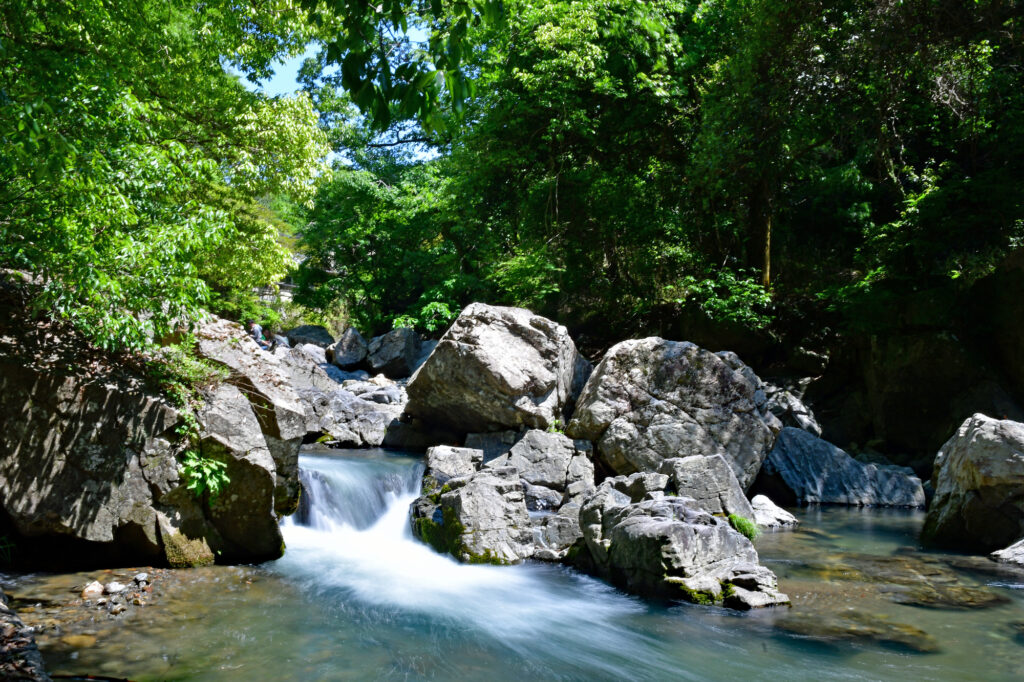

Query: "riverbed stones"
<box><xmin>332</xmin><ymin>327</ymin><xmax>369</xmax><ymax>368</ymax></box>
<box><xmin>567</xmin><ymin>338</ymin><xmax>778</xmax><ymax>490</ymax></box>
<box><xmin>757</xmin><ymin>427</ymin><xmax>925</xmax><ymax>507</ymax></box>
<box><xmin>923</xmin><ymin>414</ymin><xmax>1024</xmax><ymax>552</ymax></box>
<box><xmin>405</xmin><ymin>303</ymin><xmax>592</xmax><ymax>433</ymax></box>
<box><xmin>81</xmin><ymin>581</ymin><xmax>104</xmax><ymax>599</ymax></box>
<box><xmin>658</xmin><ymin>454</ymin><xmax>754</xmax><ymax>519</ymax></box>
<box><xmin>575</xmin><ymin>474</ymin><xmax>789</xmax><ymax>608</ymax></box>
<box><xmin>368</xmin><ymin>327</ymin><xmax>421</xmax><ymax>378</ymax></box>
<box><xmin>750</xmin><ymin>495</ymin><xmax>799</xmax><ymax>530</ymax></box>
<box><xmin>285</xmin><ymin>324</ymin><xmax>335</xmax><ymax>348</ymax></box>
<box><xmin>992</xmin><ymin>539</ymin><xmax>1024</xmax><ymax>568</ymax></box>
<box><xmin>0</xmin><ymin>587</ymin><xmax>51</xmax><ymax>681</ymax></box>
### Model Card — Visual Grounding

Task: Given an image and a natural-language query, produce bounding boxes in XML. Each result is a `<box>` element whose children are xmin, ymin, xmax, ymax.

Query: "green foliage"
<box><xmin>179</xmin><ymin>450</ymin><xmax>231</xmax><ymax>502</ymax></box>
<box><xmin>546</xmin><ymin>419</ymin><xmax>565</xmax><ymax>434</ymax></box>
<box><xmin>728</xmin><ymin>514</ymin><xmax>760</xmax><ymax>541</ymax></box>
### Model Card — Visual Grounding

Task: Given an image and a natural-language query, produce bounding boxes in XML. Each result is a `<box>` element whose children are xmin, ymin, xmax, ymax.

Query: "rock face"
<box><xmin>922</xmin><ymin>414</ymin><xmax>1024</xmax><ymax>552</ymax></box>
<box><xmin>332</xmin><ymin>327</ymin><xmax>368</xmax><ymax>368</ymax></box>
<box><xmin>285</xmin><ymin>324</ymin><xmax>335</xmax><ymax>348</ymax></box>
<box><xmin>757</xmin><ymin>427</ymin><xmax>925</xmax><ymax>507</ymax></box>
<box><xmin>576</xmin><ymin>474</ymin><xmax>789</xmax><ymax>609</ymax></box>
<box><xmin>764</xmin><ymin>382</ymin><xmax>822</xmax><ymax>437</ymax></box>
<box><xmin>405</xmin><ymin>303</ymin><xmax>592</xmax><ymax>434</ymax></box>
<box><xmin>1</xmin><ymin>587</ymin><xmax>51</xmax><ymax>681</ymax></box>
<box><xmin>991</xmin><ymin>539</ymin><xmax>1024</xmax><ymax>568</ymax></box>
<box><xmin>750</xmin><ymin>495</ymin><xmax>799</xmax><ymax>530</ymax></box>
<box><xmin>658</xmin><ymin>455</ymin><xmax>755</xmax><ymax>519</ymax></box>
<box><xmin>567</xmin><ymin>338</ymin><xmax>779</xmax><ymax>489</ymax></box>
<box><xmin>368</xmin><ymin>327</ymin><xmax>421</xmax><ymax>379</ymax></box>
<box><xmin>485</xmin><ymin>430</ymin><xmax>595</xmax><ymax>509</ymax></box>
<box><xmin>195</xmin><ymin>317</ymin><xmax>307</xmax><ymax>515</ymax></box>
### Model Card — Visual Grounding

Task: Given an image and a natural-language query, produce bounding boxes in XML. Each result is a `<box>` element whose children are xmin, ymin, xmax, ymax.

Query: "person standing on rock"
<box><xmin>247</xmin><ymin>319</ymin><xmax>271</xmax><ymax>351</ymax></box>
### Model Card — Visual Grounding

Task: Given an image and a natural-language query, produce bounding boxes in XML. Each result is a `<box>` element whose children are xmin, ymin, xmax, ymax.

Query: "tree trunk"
<box><xmin>748</xmin><ymin>179</ymin><xmax>772</xmax><ymax>289</ymax></box>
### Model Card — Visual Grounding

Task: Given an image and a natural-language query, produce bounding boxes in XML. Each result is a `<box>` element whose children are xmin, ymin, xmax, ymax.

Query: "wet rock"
<box><xmin>757</xmin><ymin>427</ymin><xmax>925</xmax><ymax>507</ymax></box>
<box><xmin>750</xmin><ymin>495</ymin><xmax>799</xmax><ymax>530</ymax></box>
<box><xmin>109</xmin><ymin>603</ymin><xmax>126</xmax><ymax>616</ymax></box>
<box><xmin>133</xmin><ymin>572</ymin><xmax>149</xmax><ymax>584</ymax></box>
<box><xmin>285</xmin><ymin>325</ymin><xmax>335</xmax><ymax>348</ymax></box>
<box><xmin>658</xmin><ymin>454</ymin><xmax>754</xmax><ymax>519</ymax></box>
<box><xmin>923</xmin><ymin>414</ymin><xmax>1024</xmax><ymax>552</ymax></box>
<box><xmin>0</xmin><ymin>589</ymin><xmax>51</xmax><ymax>681</ymax></box>
<box><xmin>406</xmin><ymin>303</ymin><xmax>592</xmax><ymax>433</ymax></box>
<box><xmin>992</xmin><ymin>539</ymin><xmax>1024</xmax><ymax>568</ymax></box>
<box><xmin>888</xmin><ymin>584</ymin><xmax>1010</xmax><ymax>610</ymax></box>
<box><xmin>775</xmin><ymin>610</ymin><xmax>940</xmax><ymax>653</ymax></box>
<box><xmin>332</xmin><ymin>327</ymin><xmax>369</xmax><ymax>368</ymax></box>
<box><xmin>103</xmin><ymin>582</ymin><xmax>127</xmax><ymax>595</ymax></box>
<box><xmin>80</xmin><ymin>582</ymin><xmax>104</xmax><ymax>599</ymax></box>
<box><xmin>368</xmin><ymin>327</ymin><xmax>422</xmax><ymax>379</ymax></box>
<box><xmin>567</xmin><ymin>338</ymin><xmax>778</xmax><ymax>489</ymax></box>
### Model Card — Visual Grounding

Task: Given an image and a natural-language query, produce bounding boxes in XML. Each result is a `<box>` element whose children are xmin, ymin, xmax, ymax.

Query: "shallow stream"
<box><xmin>6</xmin><ymin>449</ymin><xmax>1024</xmax><ymax>680</ymax></box>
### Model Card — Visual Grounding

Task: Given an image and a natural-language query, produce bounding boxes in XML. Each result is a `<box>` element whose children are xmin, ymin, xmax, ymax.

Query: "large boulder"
<box><xmin>285</xmin><ymin>324</ymin><xmax>335</xmax><ymax>348</ymax></box>
<box><xmin>756</xmin><ymin>427</ymin><xmax>925</xmax><ymax>507</ymax></box>
<box><xmin>405</xmin><ymin>303</ymin><xmax>592</xmax><ymax>433</ymax></box>
<box><xmin>297</xmin><ymin>387</ymin><xmax>403</xmax><ymax>447</ymax></box>
<box><xmin>368</xmin><ymin>327</ymin><xmax>421</xmax><ymax>378</ymax></box>
<box><xmin>484</xmin><ymin>430</ymin><xmax>595</xmax><ymax>508</ymax></box>
<box><xmin>567</xmin><ymin>338</ymin><xmax>778</xmax><ymax>489</ymax></box>
<box><xmin>576</xmin><ymin>474</ymin><xmax>789</xmax><ymax>609</ymax></box>
<box><xmin>332</xmin><ymin>327</ymin><xmax>369</xmax><ymax>368</ymax></box>
<box><xmin>277</xmin><ymin>344</ymin><xmax>346</xmax><ymax>393</ymax></box>
<box><xmin>922</xmin><ymin>414</ymin><xmax>1024</xmax><ymax>552</ymax></box>
<box><xmin>195</xmin><ymin>317</ymin><xmax>306</xmax><ymax>514</ymax></box>
<box><xmin>658</xmin><ymin>455</ymin><xmax>755</xmax><ymax>520</ymax></box>
<box><xmin>411</xmin><ymin>465</ymin><xmax>533</xmax><ymax>564</ymax></box>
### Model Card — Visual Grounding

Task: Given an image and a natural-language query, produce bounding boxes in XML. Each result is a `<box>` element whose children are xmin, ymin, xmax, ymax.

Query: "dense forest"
<box><xmin>3</xmin><ymin>0</ymin><xmax>1022</xmax><ymax>353</ymax></box>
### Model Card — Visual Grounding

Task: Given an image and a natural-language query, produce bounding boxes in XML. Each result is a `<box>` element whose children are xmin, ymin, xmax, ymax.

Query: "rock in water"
<box><xmin>576</xmin><ymin>474</ymin><xmax>789</xmax><ymax>609</ymax></box>
<box><xmin>81</xmin><ymin>581</ymin><xmax>104</xmax><ymax>599</ymax></box>
<box><xmin>367</xmin><ymin>327</ymin><xmax>421</xmax><ymax>379</ymax></box>
<box><xmin>567</xmin><ymin>338</ymin><xmax>778</xmax><ymax>489</ymax></box>
<box><xmin>405</xmin><ymin>303</ymin><xmax>592</xmax><ymax>433</ymax></box>
<box><xmin>332</xmin><ymin>327</ymin><xmax>369</xmax><ymax>368</ymax></box>
<box><xmin>285</xmin><ymin>325</ymin><xmax>335</xmax><ymax>348</ymax></box>
<box><xmin>0</xmin><ymin>587</ymin><xmax>51</xmax><ymax>681</ymax></box>
<box><xmin>922</xmin><ymin>413</ymin><xmax>1024</xmax><ymax>552</ymax></box>
<box><xmin>484</xmin><ymin>430</ymin><xmax>595</xmax><ymax>507</ymax></box>
<box><xmin>991</xmin><ymin>539</ymin><xmax>1024</xmax><ymax>568</ymax></box>
<box><xmin>658</xmin><ymin>454</ymin><xmax>755</xmax><ymax>519</ymax></box>
<box><xmin>757</xmin><ymin>427</ymin><xmax>925</xmax><ymax>507</ymax></box>
<box><xmin>750</xmin><ymin>495</ymin><xmax>799</xmax><ymax>530</ymax></box>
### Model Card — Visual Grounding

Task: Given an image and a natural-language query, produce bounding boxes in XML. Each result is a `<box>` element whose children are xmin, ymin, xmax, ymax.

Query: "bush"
<box><xmin>728</xmin><ymin>514</ymin><xmax>760</xmax><ymax>541</ymax></box>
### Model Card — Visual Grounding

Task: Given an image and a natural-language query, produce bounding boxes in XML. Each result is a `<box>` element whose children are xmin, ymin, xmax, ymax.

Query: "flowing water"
<box><xmin>7</xmin><ymin>449</ymin><xmax>1024</xmax><ymax>681</ymax></box>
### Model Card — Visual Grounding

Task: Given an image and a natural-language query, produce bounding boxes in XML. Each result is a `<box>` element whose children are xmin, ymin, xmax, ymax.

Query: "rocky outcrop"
<box><xmin>368</xmin><ymin>327</ymin><xmax>421</xmax><ymax>379</ymax></box>
<box><xmin>195</xmin><ymin>317</ymin><xmax>306</xmax><ymax>515</ymax></box>
<box><xmin>757</xmin><ymin>427</ymin><xmax>925</xmax><ymax>507</ymax></box>
<box><xmin>658</xmin><ymin>455</ymin><xmax>754</xmax><ymax>519</ymax></box>
<box><xmin>764</xmin><ymin>381</ymin><xmax>822</xmax><ymax>436</ymax></box>
<box><xmin>484</xmin><ymin>430</ymin><xmax>595</xmax><ymax>510</ymax></box>
<box><xmin>750</xmin><ymin>495</ymin><xmax>799</xmax><ymax>530</ymax></box>
<box><xmin>575</xmin><ymin>474</ymin><xmax>789</xmax><ymax>609</ymax></box>
<box><xmin>991</xmin><ymin>539</ymin><xmax>1024</xmax><ymax>568</ymax></box>
<box><xmin>332</xmin><ymin>327</ymin><xmax>369</xmax><ymax>368</ymax></box>
<box><xmin>922</xmin><ymin>414</ymin><xmax>1024</xmax><ymax>552</ymax></box>
<box><xmin>277</xmin><ymin>344</ymin><xmax>348</xmax><ymax>393</ymax></box>
<box><xmin>285</xmin><ymin>324</ymin><xmax>335</xmax><ymax>348</ymax></box>
<box><xmin>567</xmin><ymin>338</ymin><xmax>779</xmax><ymax>489</ymax></box>
<box><xmin>405</xmin><ymin>303</ymin><xmax>592</xmax><ymax>434</ymax></box>
<box><xmin>1</xmin><ymin>587</ymin><xmax>50</xmax><ymax>681</ymax></box>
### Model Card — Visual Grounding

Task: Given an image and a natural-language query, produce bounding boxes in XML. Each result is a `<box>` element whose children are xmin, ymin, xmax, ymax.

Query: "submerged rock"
<box><xmin>575</xmin><ymin>474</ymin><xmax>789</xmax><ymax>609</ymax></box>
<box><xmin>406</xmin><ymin>303</ymin><xmax>592</xmax><ymax>434</ymax></box>
<box><xmin>923</xmin><ymin>413</ymin><xmax>1024</xmax><ymax>552</ymax></box>
<box><xmin>750</xmin><ymin>495</ymin><xmax>799</xmax><ymax>530</ymax></box>
<box><xmin>775</xmin><ymin>610</ymin><xmax>939</xmax><ymax>654</ymax></box>
<box><xmin>567</xmin><ymin>338</ymin><xmax>778</xmax><ymax>489</ymax></box>
<box><xmin>757</xmin><ymin>427</ymin><xmax>925</xmax><ymax>507</ymax></box>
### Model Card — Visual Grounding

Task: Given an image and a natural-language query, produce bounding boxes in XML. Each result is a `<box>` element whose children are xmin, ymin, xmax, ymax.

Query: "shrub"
<box><xmin>728</xmin><ymin>514</ymin><xmax>760</xmax><ymax>541</ymax></box>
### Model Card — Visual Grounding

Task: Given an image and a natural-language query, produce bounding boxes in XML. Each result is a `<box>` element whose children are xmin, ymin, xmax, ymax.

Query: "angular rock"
<box><xmin>576</xmin><ymin>474</ymin><xmax>788</xmax><ymax>608</ymax></box>
<box><xmin>750</xmin><ymin>495</ymin><xmax>799</xmax><ymax>530</ymax></box>
<box><xmin>298</xmin><ymin>387</ymin><xmax>403</xmax><ymax>447</ymax></box>
<box><xmin>411</xmin><ymin>466</ymin><xmax>533</xmax><ymax>564</ymax></box>
<box><xmin>195</xmin><ymin>317</ymin><xmax>306</xmax><ymax>514</ymax></box>
<box><xmin>992</xmin><ymin>539</ymin><xmax>1024</xmax><ymax>568</ymax></box>
<box><xmin>81</xmin><ymin>581</ymin><xmax>104</xmax><ymax>599</ymax></box>
<box><xmin>567</xmin><ymin>338</ymin><xmax>778</xmax><ymax>489</ymax></box>
<box><xmin>285</xmin><ymin>324</ymin><xmax>335</xmax><ymax>348</ymax></box>
<box><xmin>332</xmin><ymin>327</ymin><xmax>369</xmax><ymax>368</ymax></box>
<box><xmin>278</xmin><ymin>345</ymin><xmax>344</xmax><ymax>394</ymax></box>
<box><xmin>531</xmin><ymin>503</ymin><xmax>584</xmax><ymax>561</ymax></box>
<box><xmin>464</xmin><ymin>431</ymin><xmax>523</xmax><ymax>461</ymax></box>
<box><xmin>758</xmin><ymin>427</ymin><xmax>925</xmax><ymax>507</ymax></box>
<box><xmin>406</xmin><ymin>303</ymin><xmax>592</xmax><ymax>433</ymax></box>
<box><xmin>923</xmin><ymin>414</ymin><xmax>1024</xmax><ymax>551</ymax></box>
<box><xmin>485</xmin><ymin>430</ymin><xmax>594</xmax><ymax>501</ymax></box>
<box><xmin>764</xmin><ymin>382</ymin><xmax>822</xmax><ymax>437</ymax></box>
<box><xmin>422</xmin><ymin>445</ymin><xmax>483</xmax><ymax>488</ymax></box>
<box><xmin>368</xmin><ymin>327</ymin><xmax>421</xmax><ymax>379</ymax></box>
<box><xmin>659</xmin><ymin>454</ymin><xmax>755</xmax><ymax>519</ymax></box>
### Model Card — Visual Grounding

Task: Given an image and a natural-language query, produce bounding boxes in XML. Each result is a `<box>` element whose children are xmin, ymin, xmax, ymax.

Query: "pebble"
<box><xmin>133</xmin><ymin>572</ymin><xmax>149</xmax><ymax>584</ymax></box>
<box><xmin>109</xmin><ymin>604</ymin><xmax>126</xmax><ymax>615</ymax></box>
<box><xmin>104</xmin><ymin>581</ymin><xmax>127</xmax><ymax>595</ymax></box>
<box><xmin>81</xmin><ymin>581</ymin><xmax>104</xmax><ymax>599</ymax></box>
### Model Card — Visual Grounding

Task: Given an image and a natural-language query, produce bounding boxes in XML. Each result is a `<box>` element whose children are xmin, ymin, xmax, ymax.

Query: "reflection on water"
<box><xmin>7</xmin><ymin>449</ymin><xmax>1024</xmax><ymax>681</ymax></box>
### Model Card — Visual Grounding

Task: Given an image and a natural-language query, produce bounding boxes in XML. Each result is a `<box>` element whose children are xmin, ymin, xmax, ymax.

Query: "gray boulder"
<box><xmin>758</xmin><ymin>427</ymin><xmax>925</xmax><ymax>507</ymax></box>
<box><xmin>298</xmin><ymin>387</ymin><xmax>403</xmax><ymax>447</ymax></box>
<box><xmin>922</xmin><ymin>414</ymin><xmax>1024</xmax><ymax>552</ymax></box>
<box><xmin>764</xmin><ymin>382</ymin><xmax>822</xmax><ymax>436</ymax></box>
<box><xmin>368</xmin><ymin>327</ymin><xmax>421</xmax><ymax>378</ymax></box>
<box><xmin>658</xmin><ymin>455</ymin><xmax>755</xmax><ymax>519</ymax></box>
<box><xmin>196</xmin><ymin>317</ymin><xmax>306</xmax><ymax>514</ymax></box>
<box><xmin>405</xmin><ymin>303</ymin><xmax>592</xmax><ymax>433</ymax></box>
<box><xmin>485</xmin><ymin>430</ymin><xmax>595</xmax><ymax>504</ymax></box>
<box><xmin>285</xmin><ymin>324</ymin><xmax>335</xmax><ymax>348</ymax></box>
<box><xmin>422</xmin><ymin>445</ymin><xmax>483</xmax><ymax>489</ymax></box>
<box><xmin>464</xmin><ymin>430</ymin><xmax>523</xmax><ymax>461</ymax></box>
<box><xmin>411</xmin><ymin>466</ymin><xmax>533</xmax><ymax>564</ymax></box>
<box><xmin>991</xmin><ymin>539</ymin><xmax>1024</xmax><ymax>568</ymax></box>
<box><xmin>567</xmin><ymin>338</ymin><xmax>778</xmax><ymax>489</ymax></box>
<box><xmin>532</xmin><ymin>502</ymin><xmax>584</xmax><ymax>561</ymax></box>
<box><xmin>750</xmin><ymin>495</ymin><xmax>799</xmax><ymax>530</ymax></box>
<box><xmin>277</xmin><ymin>344</ymin><xmax>345</xmax><ymax>393</ymax></box>
<box><xmin>332</xmin><ymin>327</ymin><xmax>369</xmax><ymax>368</ymax></box>
<box><xmin>576</xmin><ymin>474</ymin><xmax>789</xmax><ymax>608</ymax></box>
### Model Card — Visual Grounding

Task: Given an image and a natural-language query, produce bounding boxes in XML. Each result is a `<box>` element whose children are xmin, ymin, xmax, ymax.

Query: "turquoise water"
<box><xmin>11</xmin><ymin>449</ymin><xmax>1024</xmax><ymax>681</ymax></box>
